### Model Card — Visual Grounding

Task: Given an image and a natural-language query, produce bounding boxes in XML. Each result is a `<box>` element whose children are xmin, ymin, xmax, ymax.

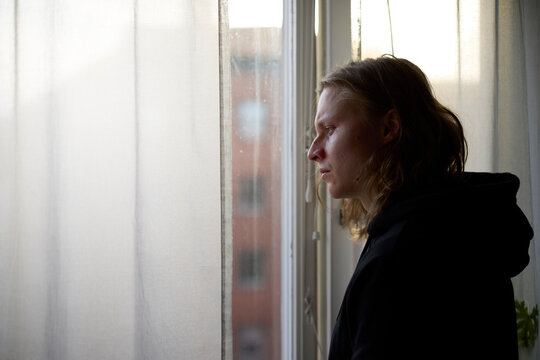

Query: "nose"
<box><xmin>307</xmin><ymin>138</ymin><xmax>323</xmax><ymax>162</ymax></box>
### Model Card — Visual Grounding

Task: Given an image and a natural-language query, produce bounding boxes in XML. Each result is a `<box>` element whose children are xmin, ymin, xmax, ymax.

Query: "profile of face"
<box><xmin>308</xmin><ymin>87</ymin><xmax>398</xmax><ymax>201</ymax></box>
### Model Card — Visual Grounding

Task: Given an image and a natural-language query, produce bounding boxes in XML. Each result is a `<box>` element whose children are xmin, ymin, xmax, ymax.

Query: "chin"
<box><xmin>327</xmin><ymin>186</ymin><xmax>346</xmax><ymax>199</ymax></box>
<box><xmin>328</xmin><ymin>184</ymin><xmax>361</xmax><ymax>200</ymax></box>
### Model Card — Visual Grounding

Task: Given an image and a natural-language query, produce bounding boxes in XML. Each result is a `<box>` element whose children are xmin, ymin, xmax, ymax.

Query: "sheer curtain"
<box><xmin>0</xmin><ymin>1</ymin><xmax>222</xmax><ymax>359</ymax></box>
<box><xmin>354</xmin><ymin>0</ymin><xmax>539</xmax><ymax>357</ymax></box>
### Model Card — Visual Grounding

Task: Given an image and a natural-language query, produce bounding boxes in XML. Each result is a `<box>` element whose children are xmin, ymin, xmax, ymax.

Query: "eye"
<box><xmin>326</xmin><ymin>126</ymin><xmax>335</xmax><ymax>135</ymax></box>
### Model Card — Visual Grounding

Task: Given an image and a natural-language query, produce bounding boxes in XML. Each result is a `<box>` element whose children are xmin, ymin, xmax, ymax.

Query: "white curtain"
<box><xmin>0</xmin><ymin>0</ymin><xmax>222</xmax><ymax>359</ymax></box>
<box><xmin>356</xmin><ymin>0</ymin><xmax>540</xmax><ymax>358</ymax></box>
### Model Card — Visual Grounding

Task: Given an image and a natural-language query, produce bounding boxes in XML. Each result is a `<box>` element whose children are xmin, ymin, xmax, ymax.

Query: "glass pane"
<box><xmin>228</xmin><ymin>1</ymin><xmax>283</xmax><ymax>359</ymax></box>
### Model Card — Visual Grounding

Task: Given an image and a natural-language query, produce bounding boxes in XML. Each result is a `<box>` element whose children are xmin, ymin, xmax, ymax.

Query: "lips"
<box><xmin>320</xmin><ymin>168</ymin><xmax>330</xmax><ymax>179</ymax></box>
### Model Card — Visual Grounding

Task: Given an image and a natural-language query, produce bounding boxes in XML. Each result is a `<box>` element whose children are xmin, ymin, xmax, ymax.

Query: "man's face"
<box><xmin>308</xmin><ymin>87</ymin><xmax>383</xmax><ymax>199</ymax></box>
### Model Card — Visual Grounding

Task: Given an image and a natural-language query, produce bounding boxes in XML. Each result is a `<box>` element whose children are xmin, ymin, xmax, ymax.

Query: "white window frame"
<box><xmin>281</xmin><ymin>0</ymin><xmax>353</xmax><ymax>359</ymax></box>
<box><xmin>281</xmin><ymin>0</ymin><xmax>317</xmax><ymax>359</ymax></box>
<box><xmin>280</xmin><ymin>0</ymin><xmax>354</xmax><ymax>359</ymax></box>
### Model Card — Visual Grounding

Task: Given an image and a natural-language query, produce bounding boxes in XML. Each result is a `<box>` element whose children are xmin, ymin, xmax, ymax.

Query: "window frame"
<box><xmin>281</xmin><ymin>0</ymin><xmax>319</xmax><ymax>359</ymax></box>
<box><xmin>281</xmin><ymin>0</ymin><xmax>354</xmax><ymax>359</ymax></box>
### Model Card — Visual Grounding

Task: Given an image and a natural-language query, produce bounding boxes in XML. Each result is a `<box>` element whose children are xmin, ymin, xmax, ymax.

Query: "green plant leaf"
<box><xmin>515</xmin><ymin>300</ymin><xmax>539</xmax><ymax>348</ymax></box>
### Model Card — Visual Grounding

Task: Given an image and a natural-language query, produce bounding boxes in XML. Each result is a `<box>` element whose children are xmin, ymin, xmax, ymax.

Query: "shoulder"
<box><xmin>349</xmin><ymin>213</ymin><xmax>452</xmax><ymax>305</ymax></box>
<box><xmin>356</xmin><ymin>216</ymin><xmax>420</xmax><ymax>276</ymax></box>
<box><xmin>344</xmin><ymin>218</ymin><xmax>412</xmax><ymax>312</ymax></box>
<box><xmin>334</xmin><ymin>218</ymin><xmax>436</xmax><ymax>358</ymax></box>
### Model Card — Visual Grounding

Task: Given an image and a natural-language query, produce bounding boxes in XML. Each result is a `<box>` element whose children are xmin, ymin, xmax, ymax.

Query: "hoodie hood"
<box><xmin>367</xmin><ymin>172</ymin><xmax>533</xmax><ymax>278</ymax></box>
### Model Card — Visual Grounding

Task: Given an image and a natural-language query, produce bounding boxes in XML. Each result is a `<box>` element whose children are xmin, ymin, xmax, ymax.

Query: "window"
<box><xmin>237</xmin><ymin>176</ymin><xmax>266</xmax><ymax>215</ymax></box>
<box><xmin>238</xmin><ymin>250</ymin><xmax>266</xmax><ymax>288</ymax></box>
<box><xmin>236</xmin><ymin>100</ymin><xmax>268</xmax><ymax>141</ymax></box>
<box><xmin>237</xmin><ymin>325</ymin><xmax>266</xmax><ymax>360</ymax></box>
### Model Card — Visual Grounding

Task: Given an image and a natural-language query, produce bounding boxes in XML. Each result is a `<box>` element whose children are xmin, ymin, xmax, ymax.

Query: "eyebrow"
<box><xmin>314</xmin><ymin>114</ymin><xmax>330</xmax><ymax>129</ymax></box>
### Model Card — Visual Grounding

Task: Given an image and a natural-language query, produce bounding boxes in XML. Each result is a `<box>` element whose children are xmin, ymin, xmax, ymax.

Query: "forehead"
<box><xmin>317</xmin><ymin>87</ymin><xmax>342</xmax><ymax>111</ymax></box>
<box><xmin>315</xmin><ymin>87</ymin><xmax>356</xmax><ymax>124</ymax></box>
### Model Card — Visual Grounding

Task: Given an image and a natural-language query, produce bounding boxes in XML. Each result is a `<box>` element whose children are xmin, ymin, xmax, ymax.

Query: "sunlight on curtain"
<box><xmin>355</xmin><ymin>0</ymin><xmax>495</xmax><ymax>170</ymax></box>
<box><xmin>352</xmin><ymin>0</ymin><xmax>539</xmax><ymax>358</ymax></box>
<box><xmin>0</xmin><ymin>0</ymin><xmax>221</xmax><ymax>359</ymax></box>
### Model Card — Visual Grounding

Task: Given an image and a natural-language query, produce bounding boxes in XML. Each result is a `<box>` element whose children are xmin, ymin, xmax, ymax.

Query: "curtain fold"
<box><xmin>0</xmin><ymin>1</ymin><xmax>222</xmax><ymax>359</ymax></box>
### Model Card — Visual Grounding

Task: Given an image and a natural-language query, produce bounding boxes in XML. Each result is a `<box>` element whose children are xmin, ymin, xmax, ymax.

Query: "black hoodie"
<box><xmin>328</xmin><ymin>172</ymin><xmax>533</xmax><ymax>360</ymax></box>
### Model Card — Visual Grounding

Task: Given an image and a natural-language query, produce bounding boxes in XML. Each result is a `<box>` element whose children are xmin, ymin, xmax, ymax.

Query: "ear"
<box><xmin>381</xmin><ymin>109</ymin><xmax>401</xmax><ymax>145</ymax></box>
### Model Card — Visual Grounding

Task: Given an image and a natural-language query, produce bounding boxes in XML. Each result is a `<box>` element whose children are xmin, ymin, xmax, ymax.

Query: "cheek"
<box><xmin>355</xmin><ymin>132</ymin><xmax>380</xmax><ymax>161</ymax></box>
<box><xmin>331</xmin><ymin>130</ymin><xmax>378</xmax><ymax>167</ymax></box>
<box><xmin>343</xmin><ymin>142</ymin><xmax>375</xmax><ymax>180</ymax></box>
<box><xmin>330</xmin><ymin>134</ymin><xmax>356</xmax><ymax>160</ymax></box>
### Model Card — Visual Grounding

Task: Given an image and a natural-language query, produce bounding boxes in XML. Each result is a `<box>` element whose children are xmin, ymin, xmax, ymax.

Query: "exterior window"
<box><xmin>238</xmin><ymin>250</ymin><xmax>266</xmax><ymax>288</ymax></box>
<box><xmin>237</xmin><ymin>325</ymin><xmax>266</xmax><ymax>360</ymax></box>
<box><xmin>238</xmin><ymin>176</ymin><xmax>265</xmax><ymax>215</ymax></box>
<box><xmin>237</xmin><ymin>100</ymin><xmax>268</xmax><ymax>141</ymax></box>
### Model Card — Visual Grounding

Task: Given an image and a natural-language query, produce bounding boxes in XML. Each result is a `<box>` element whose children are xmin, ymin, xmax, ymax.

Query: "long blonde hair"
<box><xmin>319</xmin><ymin>56</ymin><xmax>467</xmax><ymax>240</ymax></box>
